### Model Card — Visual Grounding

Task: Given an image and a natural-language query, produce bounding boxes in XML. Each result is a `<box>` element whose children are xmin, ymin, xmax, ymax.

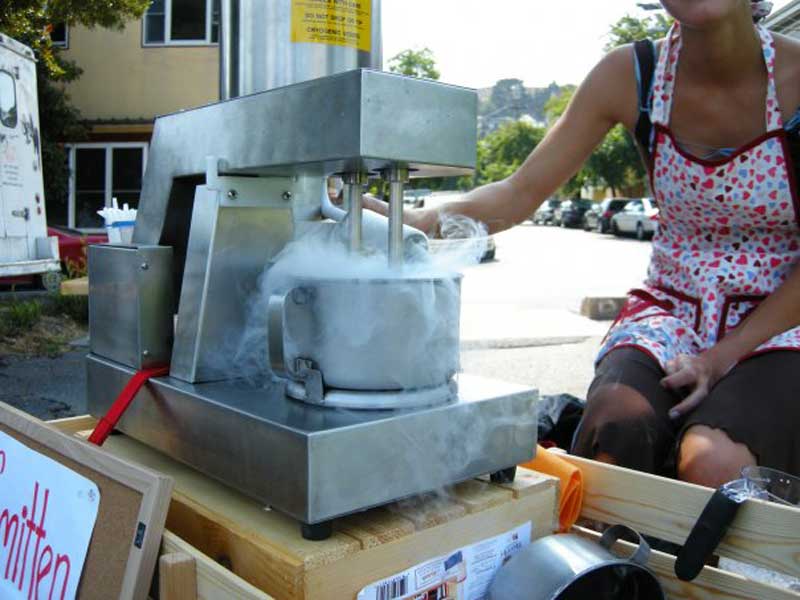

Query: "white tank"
<box><xmin>220</xmin><ymin>0</ymin><xmax>382</xmax><ymax>99</ymax></box>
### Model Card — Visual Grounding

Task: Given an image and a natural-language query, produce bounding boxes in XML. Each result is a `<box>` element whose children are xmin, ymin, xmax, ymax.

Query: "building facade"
<box><xmin>765</xmin><ymin>1</ymin><xmax>800</xmax><ymax>37</ymax></box>
<box><xmin>56</xmin><ymin>0</ymin><xmax>220</xmax><ymax>230</ymax></box>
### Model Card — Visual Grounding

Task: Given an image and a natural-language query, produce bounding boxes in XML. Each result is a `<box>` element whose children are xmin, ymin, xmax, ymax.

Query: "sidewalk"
<box><xmin>460</xmin><ymin>302</ymin><xmax>610</xmax><ymax>349</ymax></box>
<box><xmin>459</xmin><ymin>303</ymin><xmax>610</xmax><ymax>399</ymax></box>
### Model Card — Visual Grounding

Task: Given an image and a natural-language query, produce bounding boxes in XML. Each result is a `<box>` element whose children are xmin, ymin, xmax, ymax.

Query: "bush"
<box><xmin>0</xmin><ymin>301</ymin><xmax>43</xmax><ymax>337</ymax></box>
<box><xmin>42</xmin><ymin>294</ymin><xmax>89</xmax><ymax>325</ymax></box>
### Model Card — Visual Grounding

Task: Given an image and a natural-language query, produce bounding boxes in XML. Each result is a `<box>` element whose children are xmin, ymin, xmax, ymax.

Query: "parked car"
<box><xmin>583</xmin><ymin>198</ymin><xmax>630</xmax><ymax>233</ymax></box>
<box><xmin>610</xmin><ymin>198</ymin><xmax>659</xmax><ymax>240</ymax></box>
<box><xmin>532</xmin><ymin>198</ymin><xmax>561</xmax><ymax>225</ymax></box>
<box><xmin>557</xmin><ymin>199</ymin><xmax>593</xmax><ymax>228</ymax></box>
<box><xmin>403</xmin><ymin>188</ymin><xmax>431</xmax><ymax>208</ymax></box>
<box><xmin>0</xmin><ymin>226</ymin><xmax>108</xmax><ymax>289</ymax></box>
<box><xmin>48</xmin><ymin>226</ymin><xmax>108</xmax><ymax>272</ymax></box>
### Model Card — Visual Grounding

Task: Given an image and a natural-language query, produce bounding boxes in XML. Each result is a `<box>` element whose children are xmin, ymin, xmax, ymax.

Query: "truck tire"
<box><xmin>38</xmin><ymin>271</ymin><xmax>63</xmax><ymax>294</ymax></box>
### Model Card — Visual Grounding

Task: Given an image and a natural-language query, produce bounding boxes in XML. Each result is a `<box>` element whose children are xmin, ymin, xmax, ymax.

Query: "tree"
<box><xmin>1</xmin><ymin>0</ymin><xmax>150</xmax><ymax>207</ymax></box>
<box><xmin>544</xmin><ymin>85</ymin><xmax>576</xmax><ymax>125</ymax></box>
<box><xmin>473</xmin><ymin>120</ymin><xmax>545</xmax><ymax>187</ymax></box>
<box><xmin>387</xmin><ymin>48</ymin><xmax>440</xmax><ymax>80</ymax></box>
<box><xmin>605</xmin><ymin>12</ymin><xmax>673</xmax><ymax>50</ymax></box>
<box><xmin>544</xmin><ymin>81</ymin><xmax>644</xmax><ymax>197</ymax></box>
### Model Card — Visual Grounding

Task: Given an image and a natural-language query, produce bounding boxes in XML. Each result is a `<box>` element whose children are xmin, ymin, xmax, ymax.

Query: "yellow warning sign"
<box><xmin>291</xmin><ymin>0</ymin><xmax>372</xmax><ymax>52</ymax></box>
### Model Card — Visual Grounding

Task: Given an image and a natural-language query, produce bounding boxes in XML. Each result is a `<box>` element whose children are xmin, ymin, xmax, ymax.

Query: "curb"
<box><xmin>461</xmin><ymin>336</ymin><xmax>591</xmax><ymax>351</ymax></box>
<box><xmin>580</xmin><ymin>296</ymin><xmax>627</xmax><ymax>321</ymax></box>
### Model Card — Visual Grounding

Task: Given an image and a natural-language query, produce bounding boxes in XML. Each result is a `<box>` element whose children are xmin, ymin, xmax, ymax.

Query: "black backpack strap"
<box><xmin>633</xmin><ymin>39</ymin><xmax>656</xmax><ymax>158</ymax></box>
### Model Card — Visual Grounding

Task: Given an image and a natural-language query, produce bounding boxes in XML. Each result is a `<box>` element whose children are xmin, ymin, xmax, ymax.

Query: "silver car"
<box><xmin>611</xmin><ymin>197</ymin><xmax>659</xmax><ymax>240</ymax></box>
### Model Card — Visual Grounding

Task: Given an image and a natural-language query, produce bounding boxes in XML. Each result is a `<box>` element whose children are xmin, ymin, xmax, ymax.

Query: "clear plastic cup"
<box><xmin>741</xmin><ymin>466</ymin><xmax>800</xmax><ymax>507</ymax></box>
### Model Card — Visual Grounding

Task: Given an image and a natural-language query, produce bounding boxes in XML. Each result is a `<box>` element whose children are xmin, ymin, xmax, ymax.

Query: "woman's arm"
<box><xmin>663</xmin><ymin>263</ymin><xmax>800</xmax><ymax>418</ymax></box>
<box><xmin>365</xmin><ymin>45</ymin><xmax>639</xmax><ymax>235</ymax></box>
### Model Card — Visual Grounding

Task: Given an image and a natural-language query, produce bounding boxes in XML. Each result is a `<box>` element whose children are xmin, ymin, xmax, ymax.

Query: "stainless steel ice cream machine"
<box><xmin>86</xmin><ymin>1</ymin><xmax>537</xmax><ymax>540</ymax></box>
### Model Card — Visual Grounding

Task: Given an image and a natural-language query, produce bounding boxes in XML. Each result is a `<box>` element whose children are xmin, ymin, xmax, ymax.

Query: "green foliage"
<box><xmin>0</xmin><ymin>301</ymin><xmax>42</xmax><ymax>337</ymax></box>
<box><xmin>388</xmin><ymin>48</ymin><xmax>440</xmax><ymax>80</ymax></box>
<box><xmin>1</xmin><ymin>0</ymin><xmax>150</xmax><ymax>210</ymax></box>
<box><xmin>543</xmin><ymin>82</ymin><xmax>644</xmax><ymax>196</ymax></box>
<box><xmin>605</xmin><ymin>12</ymin><xmax>673</xmax><ymax>50</ymax></box>
<box><xmin>543</xmin><ymin>85</ymin><xmax>576</xmax><ymax>125</ymax></box>
<box><xmin>584</xmin><ymin>125</ymin><xmax>644</xmax><ymax>196</ymax></box>
<box><xmin>473</xmin><ymin>120</ymin><xmax>545</xmax><ymax>187</ymax></box>
<box><xmin>42</xmin><ymin>294</ymin><xmax>89</xmax><ymax>324</ymax></box>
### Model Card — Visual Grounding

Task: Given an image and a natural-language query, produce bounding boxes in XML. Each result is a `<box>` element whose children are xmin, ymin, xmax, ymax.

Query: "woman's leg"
<box><xmin>677</xmin><ymin>425</ymin><xmax>756</xmax><ymax>488</ymax></box>
<box><xmin>572</xmin><ymin>347</ymin><xmax>681</xmax><ymax>474</ymax></box>
<box><xmin>677</xmin><ymin>350</ymin><xmax>800</xmax><ymax>486</ymax></box>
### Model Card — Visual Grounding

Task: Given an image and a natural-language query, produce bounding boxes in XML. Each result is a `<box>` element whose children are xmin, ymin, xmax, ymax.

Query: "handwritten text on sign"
<box><xmin>0</xmin><ymin>431</ymin><xmax>100</xmax><ymax>600</ymax></box>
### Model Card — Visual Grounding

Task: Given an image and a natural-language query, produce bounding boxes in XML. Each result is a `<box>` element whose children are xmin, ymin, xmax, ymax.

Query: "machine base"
<box><xmin>87</xmin><ymin>354</ymin><xmax>537</xmax><ymax>529</ymax></box>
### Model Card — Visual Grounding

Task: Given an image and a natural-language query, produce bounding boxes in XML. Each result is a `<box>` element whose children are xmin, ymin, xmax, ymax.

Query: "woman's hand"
<box><xmin>406</xmin><ymin>207</ymin><xmax>440</xmax><ymax>236</ymax></box>
<box><xmin>660</xmin><ymin>352</ymin><xmax>732</xmax><ymax>419</ymax></box>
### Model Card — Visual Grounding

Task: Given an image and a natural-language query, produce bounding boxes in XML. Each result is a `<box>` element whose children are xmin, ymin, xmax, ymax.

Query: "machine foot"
<box><xmin>301</xmin><ymin>520</ymin><xmax>333</xmax><ymax>541</ymax></box>
<box><xmin>490</xmin><ymin>466</ymin><xmax>517</xmax><ymax>484</ymax></box>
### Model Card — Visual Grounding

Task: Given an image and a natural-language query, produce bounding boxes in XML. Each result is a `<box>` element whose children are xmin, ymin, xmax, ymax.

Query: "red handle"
<box><xmin>88</xmin><ymin>366</ymin><xmax>170</xmax><ymax>446</ymax></box>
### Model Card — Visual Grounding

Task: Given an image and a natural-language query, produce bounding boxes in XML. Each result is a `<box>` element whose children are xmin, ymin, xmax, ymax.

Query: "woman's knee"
<box><xmin>573</xmin><ymin>383</ymin><xmax>669</xmax><ymax>470</ymax></box>
<box><xmin>677</xmin><ymin>425</ymin><xmax>756</xmax><ymax>488</ymax></box>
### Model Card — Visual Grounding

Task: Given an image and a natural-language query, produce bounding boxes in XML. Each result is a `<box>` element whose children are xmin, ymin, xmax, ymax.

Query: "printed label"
<box><xmin>358</xmin><ymin>522</ymin><xmax>532</xmax><ymax>600</ymax></box>
<box><xmin>291</xmin><ymin>0</ymin><xmax>372</xmax><ymax>52</ymax></box>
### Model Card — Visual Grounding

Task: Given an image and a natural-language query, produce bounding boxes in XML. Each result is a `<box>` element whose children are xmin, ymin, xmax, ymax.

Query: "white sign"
<box><xmin>0</xmin><ymin>431</ymin><xmax>100</xmax><ymax>600</ymax></box>
<box><xmin>358</xmin><ymin>521</ymin><xmax>532</xmax><ymax>600</ymax></box>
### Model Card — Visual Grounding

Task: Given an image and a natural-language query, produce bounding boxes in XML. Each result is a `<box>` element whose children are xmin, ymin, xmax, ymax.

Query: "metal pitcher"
<box><xmin>489</xmin><ymin>524</ymin><xmax>665</xmax><ymax>600</ymax></box>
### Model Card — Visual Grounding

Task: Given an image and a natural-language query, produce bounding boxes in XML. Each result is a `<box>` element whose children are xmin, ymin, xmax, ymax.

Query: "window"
<box><xmin>0</xmin><ymin>70</ymin><xmax>17</xmax><ymax>129</ymax></box>
<box><xmin>143</xmin><ymin>0</ymin><xmax>220</xmax><ymax>45</ymax></box>
<box><xmin>50</xmin><ymin>23</ymin><xmax>69</xmax><ymax>48</ymax></box>
<box><xmin>63</xmin><ymin>143</ymin><xmax>148</xmax><ymax>230</ymax></box>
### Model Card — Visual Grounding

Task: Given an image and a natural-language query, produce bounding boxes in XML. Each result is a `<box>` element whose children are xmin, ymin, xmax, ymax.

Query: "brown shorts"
<box><xmin>571</xmin><ymin>347</ymin><xmax>800</xmax><ymax>478</ymax></box>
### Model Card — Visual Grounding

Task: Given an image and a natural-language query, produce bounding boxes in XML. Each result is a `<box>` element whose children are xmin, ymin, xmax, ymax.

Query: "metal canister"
<box><xmin>269</xmin><ymin>274</ymin><xmax>461</xmax><ymax>393</ymax></box>
<box><xmin>489</xmin><ymin>525</ymin><xmax>666</xmax><ymax>600</ymax></box>
<box><xmin>220</xmin><ymin>0</ymin><xmax>382</xmax><ymax>99</ymax></box>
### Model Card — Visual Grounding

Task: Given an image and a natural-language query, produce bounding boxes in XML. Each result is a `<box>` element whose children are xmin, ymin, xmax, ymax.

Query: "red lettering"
<box><xmin>12</xmin><ymin>505</ymin><xmax>28</xmax><ymax>586</ymax></box>
<box><xmin>0</xmin><ymin>509</ymin><xmax>20</xmax><ymax>579</ymax></box>
<box><xmin>0</xmin><ymin>479</ymin><xmax>73</xmax><ymax>599</ymax></box>
<box><xmin>35</xmin><ymin>546</ymin><xmax>52</xmax><ymax>597</ymax></box>
<box><xmin>51</xmin><ymin>554</ymin><xmax>70</xmax><ymax>600</ymax></box>
<box><xmin>27</xmin><ymin>484</ymin><xmax>48</xmax><ymax>600</ymax></box>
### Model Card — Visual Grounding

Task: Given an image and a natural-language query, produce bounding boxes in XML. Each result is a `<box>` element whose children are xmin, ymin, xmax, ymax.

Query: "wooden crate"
<box><xmin>51</xmin><ymin>416</ymin><xmax>558</xmax><ymax>600</ymax></box>
<box><xmin>53</xmin><ymin>415</ymin><xmax>799</xmax><ymax>599</ymax></box>
<box><xmin>562</xmin><ymin>453</ymin><xmax>800</xmax><ymax>600</ymax></box>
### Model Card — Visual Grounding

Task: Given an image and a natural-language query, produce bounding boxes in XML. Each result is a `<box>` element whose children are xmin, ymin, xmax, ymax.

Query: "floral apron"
<box><xmin>597</xmin><ymin>23</ymin><xmax>800</xmax><ymax>369</ymax></box>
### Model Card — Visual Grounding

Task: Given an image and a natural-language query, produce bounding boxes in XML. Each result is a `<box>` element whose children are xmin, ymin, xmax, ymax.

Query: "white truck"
<box><xmin>0</xmin><ymin>33</ymin><xmax>61</xmax><ymax>291</ymax></box>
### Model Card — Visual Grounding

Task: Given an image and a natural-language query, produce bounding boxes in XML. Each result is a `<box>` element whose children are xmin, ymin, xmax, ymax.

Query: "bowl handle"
<box><xmin>599</xmin><ymin>524</ymin><xmax>651</xmax><ymax>567</ymax></box>
<box><xmin>268</xmin><ymin>292</ymin><xmax>287</xmax><ymax>377</ymax></box>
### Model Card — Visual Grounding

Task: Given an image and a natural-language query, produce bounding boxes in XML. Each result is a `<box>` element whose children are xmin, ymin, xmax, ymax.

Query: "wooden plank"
<box><xmin>335</xmin><ymin>507</ymin><xmax>417</xmax><ymax>549</ymax></box>
<box><xmin>562</xmin><ymin>454</ymin><xmax>800</xmax><ymax>579</ymax></box>
<box><xmin>305</xmin><ymin>478</ymin><xmax>559</xmax><ymax>600</ymax></box>
<box><xmin>385</xmin><ymin>492</ymin><xmax>468</xmax><ymax>530</ymax></box>
<box><xmin>162</xmin><ymin>531</ymin><xmax>273</xmax><ymax>600</ymax></box>
<box><xmin>575</xmin><ymin>526</ymin><xmax>800</xmax><ymax>600</ymax></box>
<box><xmin>61</xmin><ymin>276</ymin><xmax>89</xmax><ymax>296</ymax></box>
<box><xmin>489</xmin><ymin>467</ymin><xmax>558</xmax><ymax>500</ymax></box>
<box><xmin>48</xmin><ymin>414</ymin><xmax>99</xmax><ymax>436</ymax></box>
<box><xmin>159</xmin><ymin>553</ymin><xmax>197</xmax><ymax>600</ymax></box>
<box><xmin>447</xmin><ymin>479</ymin><xmax>514</xmax><ymax>513</ymax></box>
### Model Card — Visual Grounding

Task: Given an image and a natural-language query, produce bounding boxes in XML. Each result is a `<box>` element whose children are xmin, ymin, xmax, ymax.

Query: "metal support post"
<box><xmin>385</xmin><ymin>166</ymin><xmax>409</xmax><ymax>268</ymax></box>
